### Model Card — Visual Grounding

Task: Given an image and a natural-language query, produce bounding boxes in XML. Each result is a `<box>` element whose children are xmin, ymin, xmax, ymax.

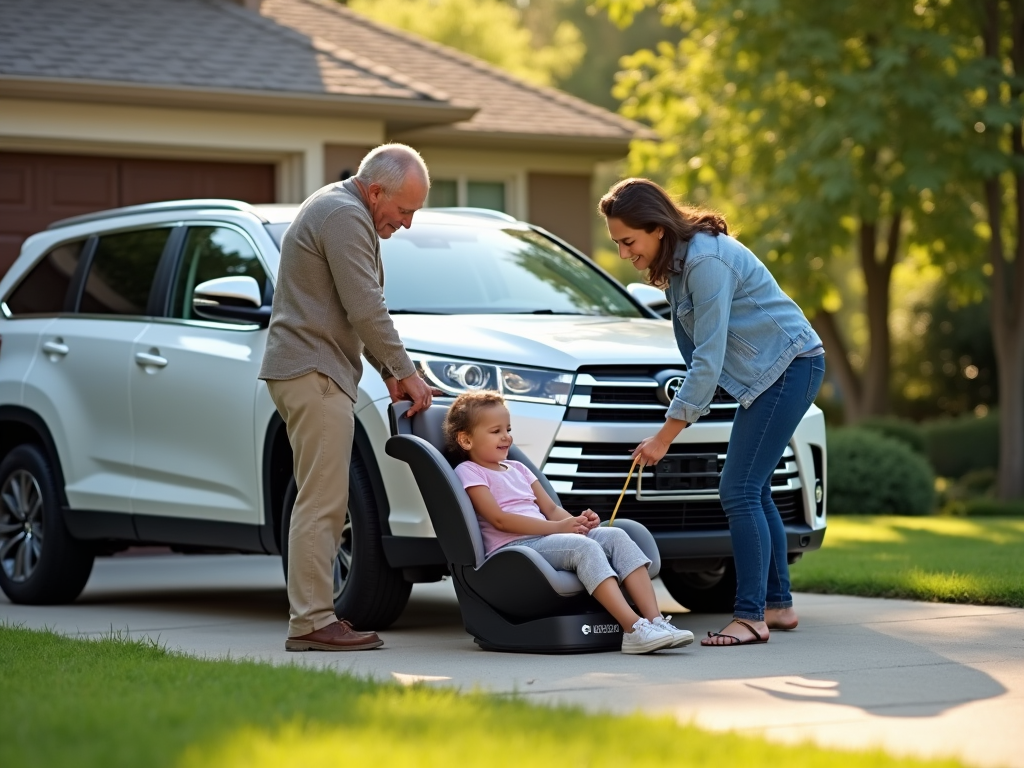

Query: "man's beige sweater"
<box><xmin>259</xmin><ymin>179</ymin><xmax>415</xmax><ymax>399</ymax></box>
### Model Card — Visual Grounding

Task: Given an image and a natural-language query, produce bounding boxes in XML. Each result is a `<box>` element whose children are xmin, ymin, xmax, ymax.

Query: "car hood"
<box><xmin>392</xmin><ymin>315</ymin><xmax>684</xmax><ymax>370</ymax></box>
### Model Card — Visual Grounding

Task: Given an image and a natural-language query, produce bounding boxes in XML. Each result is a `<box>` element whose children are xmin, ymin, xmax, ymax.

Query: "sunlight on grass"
<box><xmin>1</xmin><ymin>627</ymin><xmax>970</xmax><ymax>768</ymax></box>
<box><xmin>792</xmin><ymin>517</ymin><xmax>1024</xmax><ymax>607</ymax></box>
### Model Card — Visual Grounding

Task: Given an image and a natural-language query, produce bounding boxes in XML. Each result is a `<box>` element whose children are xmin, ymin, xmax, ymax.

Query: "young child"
<box><xmin>443</xmin><ymin>390</ymin><xmax>693</xmax><ymax>654</ymax></box>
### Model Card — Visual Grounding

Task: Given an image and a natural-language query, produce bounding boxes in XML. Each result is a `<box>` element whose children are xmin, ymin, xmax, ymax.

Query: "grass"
<box><xmin>0</xmin><ymin>626</ymin><xmax>970</xmax><ymax>768</ymax></box>
<box><xmin>791</xmin><ymin>516</ymin><xmax>1024</xmax><ymax>607</ymax></box>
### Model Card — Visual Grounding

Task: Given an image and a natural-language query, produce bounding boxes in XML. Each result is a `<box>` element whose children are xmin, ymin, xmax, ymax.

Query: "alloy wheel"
<box><xmin>332</xmin><ymin>515</ymin><xmax>353</xmax><ymax>601</ymax></box>
<box><xmin>0</xmin><ymin>469</ymin><xmax>45</xmax><ymax>583</ymax></box>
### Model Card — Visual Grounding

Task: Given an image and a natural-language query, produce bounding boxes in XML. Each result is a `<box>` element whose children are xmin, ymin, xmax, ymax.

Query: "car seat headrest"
<box><xmin>389</xmin><ymin>400</ymin><xmax>452</xmax><ymax>453</ymax></box>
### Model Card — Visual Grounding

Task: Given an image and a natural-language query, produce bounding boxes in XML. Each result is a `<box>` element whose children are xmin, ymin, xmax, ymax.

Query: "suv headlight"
<box><xmin>413</xmin><ymin>355</ymin><xmax>573</xmax><ymax>405</ymax></box>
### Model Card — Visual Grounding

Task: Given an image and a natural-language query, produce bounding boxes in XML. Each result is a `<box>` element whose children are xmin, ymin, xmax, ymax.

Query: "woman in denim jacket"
<box><xmin>599</xmin><ymin>178</ymin><xmax>825</xmax><ymax>647</ymax></box>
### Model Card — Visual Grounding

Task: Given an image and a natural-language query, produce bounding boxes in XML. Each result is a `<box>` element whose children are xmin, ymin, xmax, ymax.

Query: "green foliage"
<box><xmin>601</xmin><ymin>0</ymin><xmax>978</xmax><ymax>306</ymax></box>
<box><xmin>826</xmin><ymin>428</ymin><xmax>935</xmax><ymax>515</ymax></box>
<box><xmin>346</xmin><ymin>0</ymin><xmax>584</xmax><ymax>86</ymax></box>
<box><xmin>857</xmin><ymin>416</ymin><xmax>926</xmax><ymax>454</ymax></box>
<box><xmin>943</xmin><ymin>497</ymin><xmax>1024</xmax><ymax>518</ymax></box>
<box><xmin>923</xmin><ymin>411</ymin><xmax>1000</xmax><ymax>479</ymax></box>
<box><xmin>0</xmin><ymin>627</ymin><xmax>970</xmax><ymax>768</ymax></box>
<box><xmin>791</xmin><ymin>516</ymin><xmax>1024</xmax><ymax>607</ymax></box>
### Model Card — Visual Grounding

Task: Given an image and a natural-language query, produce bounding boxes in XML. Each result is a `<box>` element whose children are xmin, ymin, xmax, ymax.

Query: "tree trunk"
<box><xmin>811</xmin><ymin>311</ymin><xmax>862</xmax><ymax>423</ymax></box>
<box><xmin>858</xmin><ymin>214</ymin><xmax>901</xmax><ymax>419</ymax></box>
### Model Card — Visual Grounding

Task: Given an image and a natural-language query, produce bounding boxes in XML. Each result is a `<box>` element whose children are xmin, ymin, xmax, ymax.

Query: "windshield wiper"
<box><xmin>389</xmin><ymin>309</ymin><xmax>451</xmax><ymax>315</ymax></box>
<box><xmin>520</xmin><ymin>309</ymin><xmax>595</xmax><ymax>315</ymax></box>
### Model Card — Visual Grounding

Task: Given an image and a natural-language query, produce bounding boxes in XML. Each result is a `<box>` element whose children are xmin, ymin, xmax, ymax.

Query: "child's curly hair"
<box><xmin>442</xmin><ymin>390</ymin><xmax>506</xmax><ymax>464</ymax></box>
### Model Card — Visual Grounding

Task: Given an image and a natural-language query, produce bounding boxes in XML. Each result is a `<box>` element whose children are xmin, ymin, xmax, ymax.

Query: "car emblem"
<box><xmin>653</xmin><ymin>369</ymin><xmax>687</xmax><ymax>406</ymax></box>
<box><xmin>581</xmin><ymin>624</ymin><xmax>591</xmax><ymax>635</ymax></box>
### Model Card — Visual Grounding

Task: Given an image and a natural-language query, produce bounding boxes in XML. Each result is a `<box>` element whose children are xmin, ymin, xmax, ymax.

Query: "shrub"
<box><xmin>922</xmin><ymin>411</ymin><xmax>999</xmax><ymax>478</ymax></box>
<box><xmin>857</xmin><ymin>416</ymin><xmax>926</xmax><ymax>454</ymax></box>
<box><xmin>942</xmin><ymin>498</ymin><xmax>1024</xmax><ymax>517</ymax></box>
<box><xmin>826</xmin><ymin>428</ymin><xmax>935</xmax><ymax>515</ymax></box>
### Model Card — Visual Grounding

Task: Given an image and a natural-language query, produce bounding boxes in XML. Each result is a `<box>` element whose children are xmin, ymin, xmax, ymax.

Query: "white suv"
<box><xmin>0</xmin><ymin>200</ymin><xmax>827</xmax><ymax>626</ymax></box>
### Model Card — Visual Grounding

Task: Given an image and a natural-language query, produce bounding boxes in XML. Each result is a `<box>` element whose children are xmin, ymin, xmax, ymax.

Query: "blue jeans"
<box><xmin>719</xmin><ymin>355</ymin><xmax>825</xmax><ymax>621</ymax></box>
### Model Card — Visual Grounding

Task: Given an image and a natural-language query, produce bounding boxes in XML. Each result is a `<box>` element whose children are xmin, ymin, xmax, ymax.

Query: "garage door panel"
<box><xmin>0</xmin><ymin>152</ymin><xmax>276</xmax><ymax>281</ymax></box>
<box><xmin>121</xmin><ymin>159</ymin><xmax>275</xmax><ymax>206</ymax></box>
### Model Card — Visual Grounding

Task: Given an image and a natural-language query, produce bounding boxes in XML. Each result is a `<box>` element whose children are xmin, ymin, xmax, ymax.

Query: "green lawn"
<box><xmin>791</xmin><ymin>516</ymin><xmax>1024</xmax><ymax>607</ymax></box>
<box><xmin>0</xmin><ymin>626</ymin><xmax>968</xmax><ymax>768</ymax></box>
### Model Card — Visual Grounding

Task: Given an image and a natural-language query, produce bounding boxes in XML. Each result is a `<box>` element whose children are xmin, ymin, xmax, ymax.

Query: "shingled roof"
<box><xmin>265</xmin><ymin>0</ymin><xmax>650</xmax><ymax>152</ymax></box>
<box><xmin>0</xmin><ymin>0</ymin><xmax>649</xmax><ymax>152</ymax></box>
<box><xmin>0</xmin><ymin>0</ymin><xmax>474</xmax><ymax>127</ymax></box>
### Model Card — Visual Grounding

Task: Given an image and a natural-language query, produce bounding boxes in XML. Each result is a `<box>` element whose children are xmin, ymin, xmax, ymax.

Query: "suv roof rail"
<box><xmin>46</xmin><ymin>199</ymin><xmax>264</xmax><ymax>230</ymax></box>
<box><xmin>427</xmin><ymin>207</ymin><xmax>519</xmax><ymax>223</ymax></box>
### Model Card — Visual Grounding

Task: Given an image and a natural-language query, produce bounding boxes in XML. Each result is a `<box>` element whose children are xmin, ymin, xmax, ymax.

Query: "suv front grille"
<box><xmin>543</xmin><ymin>441</ymin><xmax>803</xmax><ymax>531</ymax></box>
<box><xmin>565</xmin><ymin>366</ymin><xmax>739</xmax><ymax>423</ymax></box>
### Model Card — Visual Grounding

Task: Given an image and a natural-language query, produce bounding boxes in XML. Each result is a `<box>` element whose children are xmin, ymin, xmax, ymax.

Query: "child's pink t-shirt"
<box><xmin>454</xmin><ymin>460</ymin><xmax>546</xmax><ymax>555</ymax></box>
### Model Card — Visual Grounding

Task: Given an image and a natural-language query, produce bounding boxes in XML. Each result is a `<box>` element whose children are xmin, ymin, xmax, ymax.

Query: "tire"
<box><xmin>659</xmin><ymin>559</ymin><xmax>737</xmax><ymax>613</ymax></box>
<box><xmin>280</xmin><ymin>456</ymin><xmax>412</xmax><ymax>631</ymax></box>
<box><xmin>0</xmin><ymin>444</ymin><xmax>94</xmax><ymax>604</ymax></box>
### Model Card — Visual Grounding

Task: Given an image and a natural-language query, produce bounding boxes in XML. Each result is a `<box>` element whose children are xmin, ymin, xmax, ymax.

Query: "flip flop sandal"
<box><xmin>702</xmin><ymin>619</ymin><xmax>768</xmax><ymax>647</ymax></box>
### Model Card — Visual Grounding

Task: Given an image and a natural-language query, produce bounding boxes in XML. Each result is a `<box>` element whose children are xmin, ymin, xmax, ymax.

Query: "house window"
<box><xmin>429</xmin><ymin>179</ymin><xmax>458</xmax><ymax>208</ymax></box>
<box><xmin>428</xmin><ymin>177</ymin><xmax>509</xmax><ymax>213</ymax></box>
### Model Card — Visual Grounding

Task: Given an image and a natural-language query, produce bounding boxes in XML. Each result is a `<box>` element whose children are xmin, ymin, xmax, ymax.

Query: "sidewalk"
<box><xmin>2</xmin><ymin>553</ymin><xmax>1020</xmax><ymax>768</ymax></box>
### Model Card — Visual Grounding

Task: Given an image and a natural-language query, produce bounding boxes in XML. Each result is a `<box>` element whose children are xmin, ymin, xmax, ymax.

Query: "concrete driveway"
<box><xmin>2</xmin><ymin>553</ymin><xmax>1021</xmax><ymax>768</ymax></box>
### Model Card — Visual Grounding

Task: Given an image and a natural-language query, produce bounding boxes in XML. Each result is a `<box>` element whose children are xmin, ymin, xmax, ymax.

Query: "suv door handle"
<box><xmin>134</xmin><ymin>351</ymin><xmax>168</xmax><ymax>368</ymax></box>
<box><xmin>42</xmin><ymin>340</ymin><xmax>69</xmax><ymax>357</ymax></box>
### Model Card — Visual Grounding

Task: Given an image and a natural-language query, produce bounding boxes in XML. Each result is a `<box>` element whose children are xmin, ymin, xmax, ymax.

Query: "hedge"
<box><xmin>827</xmin><ymin>428</ymin><xmax>935</xmax><ymax>515</ymax></box>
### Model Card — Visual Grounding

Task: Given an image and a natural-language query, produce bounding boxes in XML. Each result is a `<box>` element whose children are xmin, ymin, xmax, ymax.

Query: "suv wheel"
<box><xmin>280</xmin><ymin>456</ymin><xmax>411</xmax><ymax>630</ymax></box>
<box><xmin>0</xmin><ymin>445</ymin><xmax>94</xmax><ymax>604</ymax></box>
<box><xmin>659</xmin><ymin>559</ymin><xmax>736</xmax><ymax>613</ymax></box>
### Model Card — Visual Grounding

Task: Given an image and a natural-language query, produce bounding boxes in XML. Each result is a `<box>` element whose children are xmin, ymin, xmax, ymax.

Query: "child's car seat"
<box><xmin>385</xmin><ymin>401</ymin><xmax>661</xmax><ymax>653</ymax></box>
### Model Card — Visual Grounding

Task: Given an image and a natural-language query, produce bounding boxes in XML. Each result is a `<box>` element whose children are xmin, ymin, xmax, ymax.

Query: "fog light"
<box><xmin>814</xmin><ymin>481</ymin><xmax>823</xmax><ymax>504</ymax></box>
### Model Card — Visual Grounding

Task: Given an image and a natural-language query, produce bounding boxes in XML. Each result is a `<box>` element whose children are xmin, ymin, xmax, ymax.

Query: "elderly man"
<box><xmin>260</xmin><ymin>143</ymin><xmax>433</xmax><ymax>651</ymax></box>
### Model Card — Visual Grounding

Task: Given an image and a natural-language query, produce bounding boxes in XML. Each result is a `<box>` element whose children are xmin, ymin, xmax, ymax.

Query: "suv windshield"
<box><xmin>265</xmin><ymin>221</ymin><xmax>642</xmax><ymax>317</ymax></box>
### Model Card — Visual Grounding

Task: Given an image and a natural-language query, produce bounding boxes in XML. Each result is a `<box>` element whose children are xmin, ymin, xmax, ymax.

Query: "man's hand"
<box><xmin>398</xmin><ymin>372</ymin><xmax>433</xmax><ymax>416</ymax></box>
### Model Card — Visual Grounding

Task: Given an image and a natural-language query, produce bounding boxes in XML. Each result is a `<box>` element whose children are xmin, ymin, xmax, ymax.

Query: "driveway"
<box><xmin>2</xmin><ymin>553</ymin><xmax>1021</xmax><ymax>768</ymax></box>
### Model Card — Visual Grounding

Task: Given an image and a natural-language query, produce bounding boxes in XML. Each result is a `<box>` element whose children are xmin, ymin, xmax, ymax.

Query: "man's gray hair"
<box><xmin>355</xmin><ymin>143</ymin><xmax>430</xmax><ymax>197</ymax></box>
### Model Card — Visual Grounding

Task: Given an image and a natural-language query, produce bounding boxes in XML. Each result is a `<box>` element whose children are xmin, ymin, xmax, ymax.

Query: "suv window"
<box><xmin>383</xmin><ymin>224</ymin><xmax>642</xmax><ymax>317</ymax></box>
<box><xmin>78</xmin><ymin>229</ymin><xmax>171</xmax><ymax>316</ymax></box>
<box><xmin>4</xmin><ymin>239</ymin><xmax>86</xmax><ymax>316</ymax></box>
<box><xmin>169</xmin><ymin>226</ymin><xmax>268</xmax><ymax>321</ymax></box>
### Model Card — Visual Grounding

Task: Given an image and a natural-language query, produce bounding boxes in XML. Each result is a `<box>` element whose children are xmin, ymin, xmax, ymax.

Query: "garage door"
<box><xmin>0</xmin><ymin>152</ymin><xmax>275</xmax><ymax>278</ymax></box>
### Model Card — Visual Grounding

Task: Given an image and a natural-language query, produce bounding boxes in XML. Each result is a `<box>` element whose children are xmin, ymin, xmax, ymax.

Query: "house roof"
<box><xmin>265</xmin><ymin>0</ymin><xmax>650</xmax><ymax>153</ymax></box>
<box><xmin>0</xmin><ymin>0</ymin><xmax>649</xmax><ymax>153</ymax></box>
<box><xmin>0</xmin><ymin>0</ymin><xmax>475</xmax><ymax>127</ymax></box>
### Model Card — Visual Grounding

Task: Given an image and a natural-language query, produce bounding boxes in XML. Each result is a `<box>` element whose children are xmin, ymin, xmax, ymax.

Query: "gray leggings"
<box><xmin>505</xmin><ymin>526</ymin><xmax>652</xmax><ymax>594</ymax></box>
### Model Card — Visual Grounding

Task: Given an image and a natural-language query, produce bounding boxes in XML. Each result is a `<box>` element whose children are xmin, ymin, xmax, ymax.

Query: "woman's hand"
<box><xmin>631</xmin><ymin>435</ymin><xmax>672</xmax><ymax>468</ymax></box>
<box><xmin>631</xmin><ymin>418</ymin><xmax>689</xmax><ymax>467</ymax></box>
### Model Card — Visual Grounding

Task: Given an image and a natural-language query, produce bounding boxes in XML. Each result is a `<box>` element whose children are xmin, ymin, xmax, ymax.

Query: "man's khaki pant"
<box><xmin>266</xmin><ymin>371</ymin><xmax>354</xmax><ymax>637</ymax></box>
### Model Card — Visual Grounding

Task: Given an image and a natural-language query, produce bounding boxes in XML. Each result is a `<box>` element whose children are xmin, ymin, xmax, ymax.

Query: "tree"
<box><xmin>597</xmin><ymin>0</ymin><xmax>974</xmax><ymax>423</ymax></box>
<box><xmin>344</xmin><ymin>0</ymin><xmax>585</xmax><ymax>87</ymax></box>
<box><xmin>941</xmin><ymin>0</ymin><xmax>1024</xmax><ymax>498</ymax></box>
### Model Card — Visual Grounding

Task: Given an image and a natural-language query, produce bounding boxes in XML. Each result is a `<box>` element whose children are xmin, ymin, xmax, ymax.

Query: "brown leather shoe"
<box><xmin>285</xmin><ymin>620</ymin><xmax>383</xmax><ymax>651</ymax></box>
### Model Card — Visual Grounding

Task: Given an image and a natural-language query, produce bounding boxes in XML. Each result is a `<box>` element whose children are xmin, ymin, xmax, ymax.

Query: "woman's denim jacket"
<box><xmin>665</xmin><ymin>232</ymin><xmax>820</xmax><ymax>423</ymax></box>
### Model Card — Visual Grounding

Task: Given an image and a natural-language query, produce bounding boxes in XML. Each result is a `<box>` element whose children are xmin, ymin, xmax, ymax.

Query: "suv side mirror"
<box><xmin>193</xmin><ymin>276</ymin><xmax>271</xmax><ymax>327</ymax></box>
<box><xmin>626</xmin><ymin>283</ymin><xmax>670</xmax><ymax>319</ymax></box>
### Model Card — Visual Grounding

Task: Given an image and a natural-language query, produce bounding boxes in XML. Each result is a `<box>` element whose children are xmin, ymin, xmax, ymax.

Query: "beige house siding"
<box><xmin>527</xmin><ymin>172</ymin><xmax>593</xmax><ymax>254</ymax></box>
<box><xmin>0</xmin><ymin>98</ymin><xmax>384</xmax><ymax>201</ymax></box>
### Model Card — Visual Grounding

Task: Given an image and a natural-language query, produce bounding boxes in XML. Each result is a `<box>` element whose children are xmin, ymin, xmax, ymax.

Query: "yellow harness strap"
<box><xmin>607</xmin><ymin>456</ymin><xmax>641</xmax><ymax>526</ymax></box>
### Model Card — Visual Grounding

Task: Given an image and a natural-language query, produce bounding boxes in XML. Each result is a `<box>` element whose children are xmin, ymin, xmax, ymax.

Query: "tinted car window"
<box><xmin>169</xmin><ymin>226</ymin><xmax>268</xmax><ymax>321</ymax></box>
<box><xmin>382</xmin><ymin>224</ymin><xmax>642</xmax><ymax>317</ymax></box>
<box><xmin>4</xmin><ymin>239</ymin><xmax>85</xmax><ymax>316</ymax></box>
<box><xmin>78</xmin><ymin>229</ymin><xmax>170</xmax><ymax>316</ymax></box>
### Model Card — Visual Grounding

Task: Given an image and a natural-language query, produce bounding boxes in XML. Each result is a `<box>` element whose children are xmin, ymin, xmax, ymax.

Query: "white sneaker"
<box><xmin>621</xmin><ymin>618</ymin><xmax>676</xmax><ymax>654</ymax></box>
<box><xmin>653</xmin><ymin>615</ymin><xmax>694</xmax><ymax>648</ymax></box>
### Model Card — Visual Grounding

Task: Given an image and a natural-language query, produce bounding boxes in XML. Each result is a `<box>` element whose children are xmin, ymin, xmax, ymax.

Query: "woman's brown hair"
<box><xmin>442</xmin><ymin>390</ymin><xmax>507</xmax><ymax>464</ymax></box>
<box><xmin>598</xmin><ymin>178</ymin><xmax>728</xmax><ymax>289</ymax></box>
